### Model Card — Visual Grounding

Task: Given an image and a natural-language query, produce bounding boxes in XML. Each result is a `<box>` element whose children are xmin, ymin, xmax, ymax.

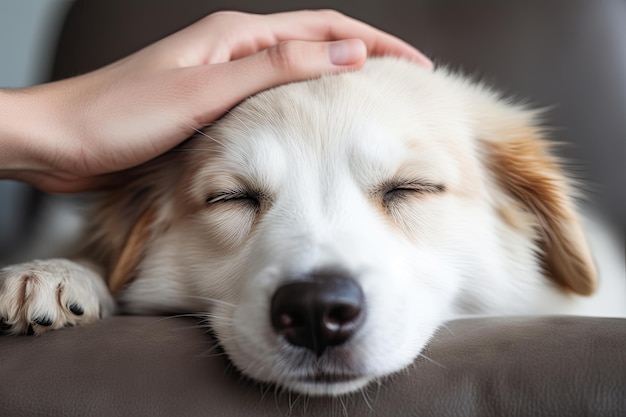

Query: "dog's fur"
<box><xmin>1</xmin><ymin>58</ymin><xmax>624</xmax><ymax>396</ymax></box>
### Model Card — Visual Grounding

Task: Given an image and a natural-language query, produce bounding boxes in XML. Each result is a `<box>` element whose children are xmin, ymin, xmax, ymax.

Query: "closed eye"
<box><xmin>206</xmin><ymin>189</ymin><xmax>261</xmax><ymax>207</ymax></box>
<box><xmin>381</xmin><ymin>180</ymin><xmax>446</xmax><ymax>204</ymax></box>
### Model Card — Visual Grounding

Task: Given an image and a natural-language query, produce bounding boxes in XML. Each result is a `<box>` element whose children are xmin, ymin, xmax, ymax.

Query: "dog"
<box><xmin>1</xmin><ymin>57</ymin><xmax>624</xmax><ymax>396</ymax></box>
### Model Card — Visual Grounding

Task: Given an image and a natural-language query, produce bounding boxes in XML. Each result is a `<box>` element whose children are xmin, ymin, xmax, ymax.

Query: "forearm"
<box><xmin>0</xmin><ymin>89</ymin><xmax>32</xmax><ymax>171</ymax></box>
<box><xmin>0</xmin><ymin>87</ymin><xmax>53</xmax><ymax>174</ymax></box>
<box><xmin>0</xmin><ymin>81</ymin><xmax>84</xmax><ymax>191</ymax></box>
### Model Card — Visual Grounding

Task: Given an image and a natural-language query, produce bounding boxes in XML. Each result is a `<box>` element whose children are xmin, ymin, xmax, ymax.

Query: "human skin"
<box><xmin>0</xmin><ymin>10</ymin><xmax>431</xmax><ymax>193</ymax></box>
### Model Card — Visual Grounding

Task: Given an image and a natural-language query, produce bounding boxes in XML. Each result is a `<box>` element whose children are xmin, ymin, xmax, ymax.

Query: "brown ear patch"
<box><xmin>485</xmin><ymin>129</ymin><xmax>597</xmax><ymax>296</ymax></box>
<box><xmin>108</xmin><ymin>208</ymin><xmax>155</xmax><ymax>295</ymax></box>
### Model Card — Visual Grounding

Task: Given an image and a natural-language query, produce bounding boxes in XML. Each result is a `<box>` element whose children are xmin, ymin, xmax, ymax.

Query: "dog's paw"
<box><xmin>0</xmin><ymin>259</ymin><xmax>115</xmax><ymax>335</ymax></box>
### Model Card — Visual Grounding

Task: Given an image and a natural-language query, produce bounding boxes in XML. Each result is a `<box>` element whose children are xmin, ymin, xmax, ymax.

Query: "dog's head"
<box><xmin>98</xmin><ymin>58</ymin><xmax>596</xmax><ymax>395</ymax></box>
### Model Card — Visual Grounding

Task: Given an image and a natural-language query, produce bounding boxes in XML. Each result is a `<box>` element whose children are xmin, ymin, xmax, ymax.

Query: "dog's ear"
<box><xmin>481</xmin><ymin>116</ymin><xmax>597</xmax><ymax>295</ymax></box>
<box><xmin>108</xmin><ymin>207</ymin><xmax>155</xmax><ymax>295</ymax></box>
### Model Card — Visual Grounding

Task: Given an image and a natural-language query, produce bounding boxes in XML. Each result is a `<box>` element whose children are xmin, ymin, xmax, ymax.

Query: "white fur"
<box><xmin>0</xmin><ymin>259</ymin><xmax>114</xmax><ymax>334</ymax></box>
<box><xmin>1</xmin><ymin>58</ymin><xmax>624</xmax><ymax>396</ymax></box>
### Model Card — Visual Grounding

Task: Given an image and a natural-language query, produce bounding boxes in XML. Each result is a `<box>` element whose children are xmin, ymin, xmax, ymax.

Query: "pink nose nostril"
<box><xmin>270</xmin><ymin>271</ymin><xmax>365</xmax><ymax>356</ymax></box>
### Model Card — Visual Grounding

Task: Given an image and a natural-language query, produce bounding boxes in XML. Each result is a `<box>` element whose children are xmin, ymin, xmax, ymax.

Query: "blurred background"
<box><xmin>0</xmin><ymin>0</ymin><xmax>78</xmax><ymax>263</ymax></box>
<box><xmin>0</xmin><ymin>0</ymin><xmax>625</xmax><ymax>266</ymax></box>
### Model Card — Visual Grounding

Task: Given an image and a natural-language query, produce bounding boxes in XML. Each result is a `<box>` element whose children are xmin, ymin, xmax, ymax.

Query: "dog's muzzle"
<box><xmin>270</xmin><ymin>270</ymin><xmax>366</xmax><ymax>357</ymax></box>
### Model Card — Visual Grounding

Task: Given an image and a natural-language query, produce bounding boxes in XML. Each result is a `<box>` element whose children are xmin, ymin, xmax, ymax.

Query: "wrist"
<box><xmin>0</xmin><ymin>89</ymin><xmax>34</xmax><ymax>171</ymax></box>
<box><xmin>0</xmin><ymin>83</ymin><xmax>75</xmax><ymax>178</ymax></box>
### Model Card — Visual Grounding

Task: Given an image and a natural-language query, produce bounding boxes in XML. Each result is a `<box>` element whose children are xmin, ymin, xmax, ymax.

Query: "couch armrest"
<box><xmin>1</xmin><ymin>316</ymin><xmax>624</xmax><ymax>416</ymax></box>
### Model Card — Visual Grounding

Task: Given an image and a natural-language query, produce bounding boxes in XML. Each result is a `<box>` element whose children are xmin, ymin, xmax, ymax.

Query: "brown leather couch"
<box><xmin>1</xmin><ymin>1</ymin><xmax>625</xmax><ymax>416</ymax></box>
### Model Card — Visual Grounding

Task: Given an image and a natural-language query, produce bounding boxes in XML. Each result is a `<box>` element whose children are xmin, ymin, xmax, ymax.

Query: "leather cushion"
<box><xmin>1</xmin><ymin>316</ymin><xmax>624</xmax><ymax>416</ymax></box>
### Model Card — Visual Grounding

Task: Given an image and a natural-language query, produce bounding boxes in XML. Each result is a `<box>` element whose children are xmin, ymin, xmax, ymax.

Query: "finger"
<box><xmin>169</xmin><ymin>10</ymin><xmax>431</xmax><ymax>69</ymax></box>
<box><xmin>262</xmin><ymin>10</ymin><xmax>432</xmax><ymax>68</ymax></box>
<box><xmin>184</xmin><ymin>39</ymin><xmax>368</xmax><ymax>124</ymax></box>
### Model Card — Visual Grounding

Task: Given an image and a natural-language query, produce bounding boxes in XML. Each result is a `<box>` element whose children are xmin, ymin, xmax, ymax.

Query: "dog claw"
<box><xmin>34</xmin><ymin>316</ymin><xmax>53</xmax><ymax>327</ymax></box>
<box><xmin>68</xmin><ymin>303</ymin><xmax>84</xmax><ymax>316</ymax></box>
<box><xmin>0</xmin><ymin>318</ymin><xmax>11</xmax><ymax>332</ymax></box>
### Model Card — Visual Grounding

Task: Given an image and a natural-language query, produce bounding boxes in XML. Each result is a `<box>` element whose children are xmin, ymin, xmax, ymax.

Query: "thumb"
<box><xmin>190</xmin><ymin>39</ymin><xmax>367</xmax><ymax>122</ymax></box>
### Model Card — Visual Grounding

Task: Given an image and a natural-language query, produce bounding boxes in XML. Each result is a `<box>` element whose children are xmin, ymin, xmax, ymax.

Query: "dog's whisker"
<box><xmin>194</xmin><ymin>132</ymin><xmax>224</xmax><ymax>147</ymax></box>
<box><xmin>198</xmin><ymin>310</ymin><xmax>234</xmax><ymax>320</ymax></box>
<box><xmin>200</xmin><ymin>352</ymin><xmax>229</xmax><ymax>360</ymax></box>
<box><xmin>199</xmin><ymin>345</ymin><xmax>228</xmax><ymax>359</ymax></box>
<box><xmin>287</xmin><ymin>390</ymin><xmax>294</xmax><ymax>413</ymax></box>
<box><xmin>223</xmin><ymin>108</ymin><xmax>255</xmax><ymax>136</ymax></box>
<box><xmin>440</xmin><ymin>322</ymin><xmax>455</xmax><ymax>336</ymax></box>
<box><xmin>142</xmin><ymin>313</ymin><xmax>205</xmax><ymax>328</ymax></box>
<box><xmin>374</xmin><ymin>378</ymin><xmax>384</xmax><ymax>406</ymax></box>
<box><xmin>171</xmin><ymin>324</ymin><xmax>218</xmax><ymax>334</ymax></box>
<box><xmin>199</xmin><ymin>310</ymin><xmax>234</xmax><ymax>318</ymax></box>
<box><xmin>196</xmin><ymin>315</ymin><xmax>234</xmax><ymax>323</ymax></box>
<box><xmin>258</xmin><ymin>382</ymin><xmax>273</xmax><ymax>401</ymax></box>
<box><xmin>272</xmin><ymin>383</ymin><xmax>282</xmax><ymax>416</ymax></box>
<box><xmin>175</xmin><ymin>115</ymin><xmax>226</xmax><ymax>147</ymax></box>
<box><xmin>339</xmin><ymin>395</ymin><xmax>349</xmax><ymax>417</ymax></box>
<box><xmin>196</xmin><ymin>317</ymin><xmax>234</xmax><ymax>327</ymax></box>
<box><xmin>418</xmin><ymin>352</ymin><xmax>446</xmax><ymax>369</ymax></box>
<box><xmin>359</xmin><ymin>386</ymin><xmax>374</xmax><ymax>411</ymax></box>
<box><xmin>185</xmin><ymin>295</ymin><xmax>238</xmax><ymax>309</ymax></box>
<box><xmin>167</xmin><ymin>148</ymin><xmax>216</xmax><ymax>152</ymax></box>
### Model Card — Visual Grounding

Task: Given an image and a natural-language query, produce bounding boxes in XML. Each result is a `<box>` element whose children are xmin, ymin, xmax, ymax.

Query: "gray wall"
<box><xmin>0</xmin><ymin>0</ymin><xmax>73</xmax><ymax>88</ymax></box>
<box><xmin>0</xmin><ymin>0</ymin><xmax>76</xmax><ymax>262</ymax></box>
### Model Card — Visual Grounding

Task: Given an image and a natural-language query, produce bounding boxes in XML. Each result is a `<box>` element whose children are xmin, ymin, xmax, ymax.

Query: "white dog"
<box><xmin>1</xmin><ymin>58</ymin><xmax>624</xmax><ymax>396</ymax></box>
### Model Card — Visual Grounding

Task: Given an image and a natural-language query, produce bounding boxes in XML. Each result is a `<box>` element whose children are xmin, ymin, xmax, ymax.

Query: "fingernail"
<box><xmin>328</xmin><ymin>39</ymin><xmax>366</xmax><ymax>66</ymax></box>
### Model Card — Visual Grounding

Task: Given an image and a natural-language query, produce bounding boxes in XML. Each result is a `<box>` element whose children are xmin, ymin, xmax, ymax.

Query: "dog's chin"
<box><xmin>242</xmin><ymin>349</ymin><xmax>420</xmax><ymax>396</ymax></box>
<box><xmin>281</xmin><ymin>374</ymin><xmax>372</xmax><ymax>396</ymax></box>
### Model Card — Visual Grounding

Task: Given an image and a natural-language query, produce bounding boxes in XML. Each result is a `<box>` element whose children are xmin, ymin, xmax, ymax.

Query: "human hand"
<box><xmin>0</xmin><ymin>10</ymin><xmax>431</xmax><ymax>193</ymax></box>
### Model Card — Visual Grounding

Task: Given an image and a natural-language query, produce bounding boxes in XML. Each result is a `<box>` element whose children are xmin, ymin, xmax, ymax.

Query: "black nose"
<box><xmin>270</xmin><ymin>270</ymin><xmax>365</xmax><ymax>356</ymax></box>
